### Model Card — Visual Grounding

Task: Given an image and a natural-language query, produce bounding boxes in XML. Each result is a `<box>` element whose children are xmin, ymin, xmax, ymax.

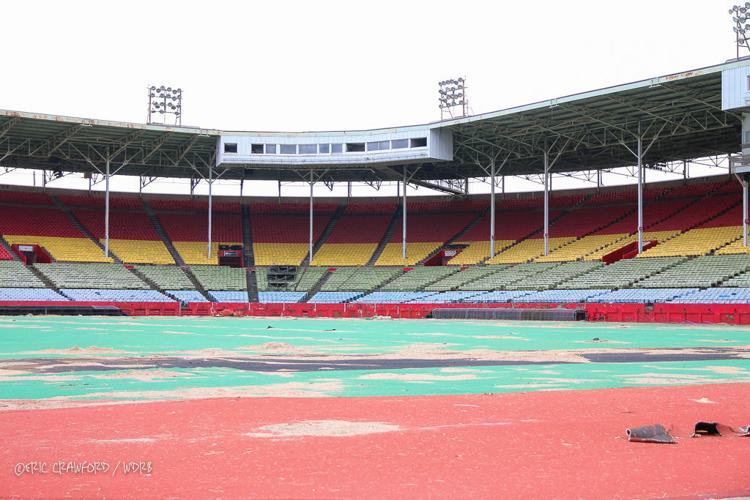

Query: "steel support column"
<box><xmin>402</xmin><ymin>168</ymin><xmax>407</xmax><ymax>260</ymax></box>
<box><xmin>543</xmin><ymin>150</ymin><xmax>550</xmax><ymax>256</ymax></box>
<box><xmin>490</xmin><ymin>160</ymin><xmax>496</xmax><ymax>258</ymax></box>
<box><xmin>744</xmin><ymin>177</ymin><xmax>749</xmax><ymax>247</ymax></box>
<box><xmin>104</xmin><ymin>158</ymin><xmax>110</xmax><ymax>258</ymax></box>
<box><xmin>637</xmin><ymin>136</ymin><xmax>643</xmax><ymax>253</ymax></box>
<box><xmin>207</xmin><ymin>165</ymin><xmax>213</xmax><ymax>258</ymax></box>
<box><xmin>309</xmin><ymin>170</ymin><xmax>314</xmax><ymax>265</ymax></box>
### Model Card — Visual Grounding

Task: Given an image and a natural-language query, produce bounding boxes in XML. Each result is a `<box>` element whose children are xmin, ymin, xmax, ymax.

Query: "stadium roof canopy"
<box><xmin>0</xmin><ymin>58</ymin><xmax>746</xmax><ymax>186</ymax></box>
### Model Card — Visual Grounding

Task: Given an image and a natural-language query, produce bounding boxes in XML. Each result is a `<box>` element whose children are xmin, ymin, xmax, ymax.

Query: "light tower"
<box><xmin>438</xmin><ymin>77</ymin><xmax>468</xmax><ymax>120</ymax></box>
<box><xmin>147</xmin><ymin>85</ymin><xmax>183</xmax><ymax>125</ymax></box>
<box><xmin>730</xmin><ymin>3</ymin><xmax>750</xmax><ymax>59</ymax></box>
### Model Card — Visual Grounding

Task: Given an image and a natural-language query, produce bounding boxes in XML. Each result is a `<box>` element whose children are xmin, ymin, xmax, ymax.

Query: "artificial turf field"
<box><xmin>1</xmin><ymin>316</ymin><xmax>749</xmax><ymax>498</ymax></box>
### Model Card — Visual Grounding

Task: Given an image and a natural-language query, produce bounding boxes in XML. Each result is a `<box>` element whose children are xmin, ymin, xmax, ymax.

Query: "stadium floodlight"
<box><xmin>147</xmin><ymin>85</ymin><xmax>183</xmax><ymax>125</ymax></box>
<box><xmin>438</xmin><ymin>76</ymin><xmax>468</xmax><ymax>120</ymax></box>
<box><xmin>731</xmin><ymin>4</ymin><xmax>750</xmax><ymax>59</ymax></box>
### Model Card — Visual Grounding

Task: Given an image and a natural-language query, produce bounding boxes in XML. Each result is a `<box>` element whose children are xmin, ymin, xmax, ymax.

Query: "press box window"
<box><xmin>299</xmin><ymin>144</ymin><xmax>317</xmax><ymax>154</ymax></box>
<box><xmin>251</xmin><ymin>144</ymin><xmax>264</xmax><ymax>154</ymax></box>
<box><xmin>223</xmin><ymin>143</ymin><xmax>238</xmax><ymax>154</ymax></box>
<box><xmin>279</xmin><ymin>144</ymin><xmax>297</xmax><ymax>154</ymax></box>
<box><xmin>346</xmin><ymin>142</ymin><xmax>365</xmax><ymax>152</ymax></box>
<box><xmin>410</xmin><ymin>138</ymin><xmax>427</xmax><ymax>148</ymax></box>
<box><xmin>367</xmin><ymin>141</ymin><xmax>391</xmax><ymax>151</ymax></box>
<box><xmin>265</xmin><ymin>144</ymin><xmax>277</xmax><ymax>154</ymax></box>
<box><xmin>319</xmin><ymin>144</ymin><xmax>330</xmax><ymax>154</ymax></box>
<box><xmin>331</xmin><ymin>143</ymin><xmax>343</xmax><ymax>153</ymax></box>
<box><xmin>391</xmin><ymin>139</ymin><xmax>408</xmax><ymax>149</ymax></box>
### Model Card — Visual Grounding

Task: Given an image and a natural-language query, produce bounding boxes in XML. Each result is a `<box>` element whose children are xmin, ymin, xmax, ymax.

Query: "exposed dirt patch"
<box><xmin>245</xmin><ymin>420</ymin><xmax>400</xmax><ymax>438</ymax></box>
<box><xmin>239</xmin><ymin>342</ymin><xmax>317</xmax><ymax>355</ymax></box>
<box><xmin>698</xmin><ymin>365</ymin><xmax>748</xmax><ymax>375</ymax></box>
<box><xmin>63</xmin><ymin>380</ymin><xmax>344</xmax><ymax>401</ymax></box>
<box><xmin>92</xmin><ymin>370</ymin><xmax>192</xmax><ymax>382</ymax></box>
<box><xmin>25</xmin><ymin>346</ymin><xmax>128</xmax><ymax>355</ymax></box>
<box><xmin>691</xmin><ymin>397</ymin><xmax>717</xmax><ymax>404</ymax></box>
<box><xmin>358</xmin><ymin>373</ymin><xmax>477</xmax><ymax>381</ymax></box>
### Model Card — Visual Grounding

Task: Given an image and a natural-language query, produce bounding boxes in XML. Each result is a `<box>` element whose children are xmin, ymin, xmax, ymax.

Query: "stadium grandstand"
<box><xmin>1</xmin><ymin>58</ymin><xmax>750</xmax><ymax>313</ymax></box>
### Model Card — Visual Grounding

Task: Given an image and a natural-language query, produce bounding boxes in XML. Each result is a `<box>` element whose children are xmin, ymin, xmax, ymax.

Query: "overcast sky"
<box><xmin>0</xmin><ymin>1</ymin><xmax>738</xmax><ymax>196</ymax></box>
<box><xmin>1</xmin><ymin>0</ymin><xmax>734</xmax><ymax>131</ymax></box>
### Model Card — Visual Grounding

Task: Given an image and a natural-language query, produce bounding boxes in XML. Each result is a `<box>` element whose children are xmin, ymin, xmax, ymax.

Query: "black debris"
<box><xmin>626</xmin><ymin>424</ymin><xmax>676</xmax><ymax>444</ymax></box>
<box><xmin>692</xmin><ymin>421</ymin><xmax>721</xmax><ymax>437</ymax></box>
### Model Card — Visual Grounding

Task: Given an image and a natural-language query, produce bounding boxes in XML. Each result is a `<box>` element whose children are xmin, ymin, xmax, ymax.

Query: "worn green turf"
<box><xmin>0</xmin><ymin>316</ymin><xmax>749</xmax><ymax>402</ymax></box>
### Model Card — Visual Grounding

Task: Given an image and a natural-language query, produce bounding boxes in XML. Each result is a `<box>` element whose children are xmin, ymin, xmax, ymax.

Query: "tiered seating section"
<box><xmin>0</xmin><ymin>176</ymin><xmax>748</xmax><ymax>305</ymax></box>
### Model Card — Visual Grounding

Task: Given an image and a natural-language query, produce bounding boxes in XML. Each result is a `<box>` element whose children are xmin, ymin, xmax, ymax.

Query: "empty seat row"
<box><xmin>36</xmin><ymin>263</ymin><xmax>149</xmax><ymax>289</ymax></box>
<box><xmin>60</xmin><ymin>289</ymin><xmax>174</xmax><ymax>302</ymax></box>
<box><xmin>589</xmin><ymin>288</ymin><xmax>697</xmax><ymax>303</ymax></box>
<box><xmin>321</xmin><ymin>267</ymin><xmax>402</xmax><ymax>291</ymax></box>
<box><xmin>634</xmin><ymin>254</ymin><xmax>750</xmax><ymax>288</ymax></box>
<box><xmin>307</xmin><ymin>291</ymin><xmax>363</xmax><ymax>303</ymax></box>
<box><xmin>192</xmin><ymin>266</ymin><xmax>247</xmax><ymax>290</ymax></box>
<box><xmin>381</xmin><ymin>266</ymin><xmax>457</xmax><ymax>291</ymax></box>
<box><xmin>135</xmin><ymin>265</ymin><xmax>195</xmax><ymax>290</ymax></box>
<box><xmin>258</xmin><ymin>291</ymin><xmax>305</xmax><ymax>303</ymax></box>
<box><xmin>0</xmin><ymin>288</ymin><xmax>68</xmax><ymax>301</ymax></box>
<box><xmin>0</xmin><ymin>261</ymin><xmax>46</xmax><ymax>288</ymax></box>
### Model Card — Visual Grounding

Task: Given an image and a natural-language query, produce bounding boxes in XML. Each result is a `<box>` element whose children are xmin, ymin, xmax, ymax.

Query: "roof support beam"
<box><xmin>31</xmin><ymin>124</ymin><xmax>84</xmax><ymax>157</ymax></box>
<box><xmin>0</xmin><ymin>117</ymin><xmax>20</xmax><ymax>142</ymax></box>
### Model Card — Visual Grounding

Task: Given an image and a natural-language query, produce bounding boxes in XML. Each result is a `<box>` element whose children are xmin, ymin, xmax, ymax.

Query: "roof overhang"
<box><xmin>0</xmin><ymin>58</ymin><xmax>746</xmax><ymax>184</ymax></box>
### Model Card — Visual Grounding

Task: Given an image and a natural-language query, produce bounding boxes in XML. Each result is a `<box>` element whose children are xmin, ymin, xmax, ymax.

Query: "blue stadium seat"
<box><xmin>258</xmin><ymin>291</ymin><xmax>305</xmax><ymax>303</ymax></box>
<box><xmin>513</xmin><ymin>289</ymin><xmax>609</xmax><ymax>303</ymax></box>
<box><xmin>60</xmin><ymin>289</ymin><xmax>174</xmax><ymax>302</ymax></box>
<box><xmin>354</xmin><ymin>291</ymin><xmax>435</xmax><ymax>304</ymax></box>
<box><xmin>467</xmin><ymin>290</ymin><xmax>534</xmax><ymax>303</ymax></box>
<box><xmin>208</xmin><ymin>291</ymin><xmax>249</xmax><ymax>303</ymax></box>
<box><xmin>168</xmin><ymin>290</ymin><xmax>208</xmax><ymax>303</ymax></box>
<box><xmin>407</xmin><ymin>291</ymin><xmax>486</xmax><ymax>303</ymax></box>
<box><xmin>0</xmin><ymin>288</ymin><xmax>69</xmax><ymax>301</ymax></box>
<box><xmin>307</xmin><ymin>291</ymin><xmax>363</xmax><ymax>303</ymax></box>
<box><xmin>669</xmin><ymin>287</ymin><xmax>750</xmax><ymax>304</ymax></box>
<box><xmin>590</xmin><ymin>288</ymin><xmax>698</xmax><ymax>303</ymax></box>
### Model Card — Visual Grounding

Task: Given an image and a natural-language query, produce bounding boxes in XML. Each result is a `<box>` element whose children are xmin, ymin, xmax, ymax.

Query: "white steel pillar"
<box><xmin>309</xmin><ymin>170</ymin><xmax>314</xmax><ymax>265</ymax></box>
<box><xmin>104</xmin><ymin>158</ymin><xmax>110</xmax><ymax>259</ymax></box>
<box><xmin>637</xmin><ymin>135</ymin><xmax>644</xmax><ymax>254</ymax></box>
<box><xmin>543</xmin><ymin>150</ymin><xmax>550</xmax><ymax>256</ymax></box>
<box><xmin>402</xmin><ymin>168</ymin><xmax>407</xmax><ymax>260</ymax></box>
<box><xmin>489</xmin><ymin>160</ymin><xmax>496</xmax><ymax>258</ymax></box>
<box><xmin>744</xmin><ymin>177</ymin><xmax>749</xmax><ymax>247</ymax></box>
<box><xmin>207</xmin><ymin>166</ymin><xmax>213</xmax><ymax>258</ymax></box>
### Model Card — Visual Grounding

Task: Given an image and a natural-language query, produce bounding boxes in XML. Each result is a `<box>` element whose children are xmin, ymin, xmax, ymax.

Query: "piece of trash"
<box><xmin>692</xmin><ymin>422</ymin><xmax>721</xmax><ymax>437</ymax></box>
<box><xmin>738</xmin><ymin>425</ymin><xmax>750</xmax><ymax>437</ymax></box>
<box><xmin>626</xmin><ymin>424</ymin><xmax>675</xmax><ymax>444</ymax></box>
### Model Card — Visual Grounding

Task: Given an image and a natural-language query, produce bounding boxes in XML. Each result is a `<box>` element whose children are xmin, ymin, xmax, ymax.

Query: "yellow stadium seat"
<box><xmin>638</xmin><ymin>226</ymin><xmax>742</xmax><ymax>257</ymax></box>
<box><xmin>582</xmin><ymin>231</ymin><xmax>679</xmax><ymax>261</ymax></box>
<box><xmin>312</xmin><ymin>243</ymin><xmax>376</xmax><ymax>266</ymax></box>
<box><xmin>487</xmin><ymin>237</ymin><xmax>574</xmax><ymax>264</ymax></box>
<box><xmin>174</xmin><ymin>241</ymin><xmax>241</xmax><ymax>265</ymax></box>
<box><xmin>535</xmin><ymin>234</ymin><xmax>629</xmax><ymax>262</ymax></box>
<box><xmin>4</xmin><ymin>235</ymin><xmax>112</xmax><ymax>263</ymax></box>
<box><xmin>253</xmin><ymin>243</ymin><xmax>309</xmax><ymax>266</ymax></box>
<box><xmin>375</xmin><ymin>242</ymin><xmax>441</xmax><ymax>266</ymax></box>
<box><xmin>104</xmin><ymin>239</ymin><xmax>174</xmax><ymax>264</ymax></box>
<box><xmin>447</xmin><ymin>240</ymin><xmax>515</xmax><ymax>265</ymax></box>
<box><xmin>717</xmin><ymin>236</ymin><xmax>750</xmax><ymax>254</ymax></box>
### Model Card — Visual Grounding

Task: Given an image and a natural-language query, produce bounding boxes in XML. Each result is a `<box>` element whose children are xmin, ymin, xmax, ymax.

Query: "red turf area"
<box><xmin>2</xmin><ymin>383</ymin><xmax>749</xmax><ymax>498</ymax></box>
